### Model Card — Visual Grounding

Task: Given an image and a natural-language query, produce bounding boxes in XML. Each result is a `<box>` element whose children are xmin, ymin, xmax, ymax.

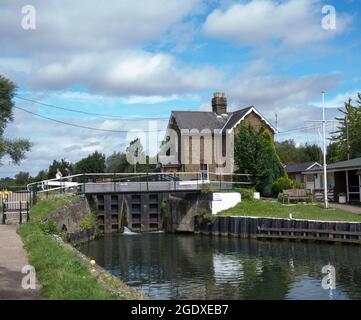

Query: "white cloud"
<box><xmin>30</xmin><ymin>51</ymin><xmax>222</xmax><ymax>95</ymax></box>
<box><xmin>311</xmin><ymin>90</ymin><xmax>360</xmax><ymax>109</ymax></box>
<box><xmin>203</xmin><ymin>0</ymin><xmax>351</xmax><ymax>48</ymax></box>
<box><xmin>226</xmin><ymin>74</ymin><xmax>339</xmax><ymax>110</ymax></box>
<box><xmin>0</xmin><ymin>0</ymin><xmax>201</xmax><ymax>54</ymax></box>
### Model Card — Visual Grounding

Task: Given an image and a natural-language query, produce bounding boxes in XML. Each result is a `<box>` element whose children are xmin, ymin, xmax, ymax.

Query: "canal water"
<box><xmin>78</xmin><ymin>233</ymin><xmax>361</xmax><ymax>300</ymax></box>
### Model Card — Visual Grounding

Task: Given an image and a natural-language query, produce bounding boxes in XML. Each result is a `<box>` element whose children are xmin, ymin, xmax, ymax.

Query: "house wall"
<box><xmin>163</xmin><ymin>110</ymin><xmax>274</xmax><ymax>174</ymax></box>
<box><xmin>234</xmin><ymin>112</ymin><xmax>275</xmax><ymax>140</ymax></box>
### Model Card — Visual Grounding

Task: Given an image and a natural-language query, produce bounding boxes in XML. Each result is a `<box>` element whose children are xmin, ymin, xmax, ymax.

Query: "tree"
<box><xmin>298</xmin><ymin>143</ymin><xmax>322</xmax><ymax>163</ymax></box>
<box><xmin>275</xmin><ymin>139</ymin><xmax>322</xmax><ymax>164</ymax></box>
<box><xmin>33</xmin><ymin>169</ymin><xmax>48</xmax><ymax>182</ymax></box>
<box><xmin>74</xmin><ymin>151</ymin><xmax>106</xmax><ymax>174</ymax></box>
<box><xmin>48</xmin><ymin>159</ymin><xmax>70</xmax><ymax>179</ymax></box>
<box><xmin>0</xmin><ymin>75</ymin><xmax>32</xmax><ymax>165</ymax></box>
<box><xmin>234</xmin><ymin>125</ymin><xmax>285</xmax><ymax>196</ymax></box>
<box><xmin>275</xmin><ymin>140</ymin><xmax>299</xmax><ymax>164</ymax></box>
<box><xmin>330</xmin><ymin>94</ymin><xmax>361</xmax><ymax>161</ymax></box>
<box><xmin>326</xmin><ymin>142</ymin><xmax>340</xmax><ymax>164</ymax></box>
<box><xmin>106</xmin><ymin>152</ymin><xmax>130</xmax><ymax>173</ymax></box>
<box><xmin>258</xmin><ymin>130</ymin><xmax>286</xmax><ymax>196</ymax></box>
<box><xmin>14</xmin><ymin>171</ymin><xmax>31</xmax><ymax>186</ymax></box>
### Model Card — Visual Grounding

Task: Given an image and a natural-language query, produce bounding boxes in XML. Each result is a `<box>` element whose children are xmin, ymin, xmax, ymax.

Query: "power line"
<box><xmin>14</xmin><ymin>95</ymin><xmax>169</xmax><ymax>120</ymax></box>
<box><xmin>14</xmin><ymin>99</ymin><xmax>337</xmax><ymax>136</ymax></box>
<box><xmin>277</xmin><ymin>121</ymin><xmax>335</xmax><ymax>135</ymax></box>
<box><xmin>277</xmin><ymin>124</ymin><xmax>322</xmax><ymax>134</ymax></box>
<box><xmin>14</xmin><ymin>106</ymin><xmax>167</xmax><ymax>133</ymax></box>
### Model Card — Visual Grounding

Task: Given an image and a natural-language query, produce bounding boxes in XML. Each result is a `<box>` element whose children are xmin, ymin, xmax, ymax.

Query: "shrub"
<box><xmin>194</xmin><ymin>208</ymin><xmax>215</xmax><ymax>224</ymax></box>
<box><xmin>272</xmin><ymin>176</ymin><xmax>301</xmax><ymax>197</ymax></box>
<box><xmin>80</xmin><ymin>213</ymin><xmax>96</xmax><ymax>231</ymax></box>
<box><xmin>234</xmin><ymin>188</ymin><xmax>256</xmax><ymax>200</ymax></box>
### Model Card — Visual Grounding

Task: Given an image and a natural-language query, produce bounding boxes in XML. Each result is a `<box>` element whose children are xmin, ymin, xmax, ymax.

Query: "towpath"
<box><xmin>0</xmin><ymin>224</ymin><xmax>42</xmax><ymax>299</ymax></box>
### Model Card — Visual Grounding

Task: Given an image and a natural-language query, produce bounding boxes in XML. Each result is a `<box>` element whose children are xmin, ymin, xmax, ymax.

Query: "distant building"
<box><xmin>303</xmin><ymin>157</ymin><xmax>361</xmax><ymax>203</ymax></box>
<box><xmin>159</xmin><ymin>92</ymin><xmax>276</xmax><ymax>177</ymax></box>
<box><xmin>284</xmin><ymin>161</ymin><xmax>322</xmax><ymax>188</ymax></box>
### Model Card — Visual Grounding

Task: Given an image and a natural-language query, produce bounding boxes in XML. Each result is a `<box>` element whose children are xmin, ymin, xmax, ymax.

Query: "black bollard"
<box><xmin>26</xmin><ymin>201</ymin><xmax>30</xmax><ymax>222</ymax></box>
<box><xmin>2</xmin><ymin>202</ymin><xmax>6</xmax><ymax>225</ymax></box>
<box><xmin>19</xmin><ymin>201</ymin><xmax>22</xmax><ymax>224</ymax></box>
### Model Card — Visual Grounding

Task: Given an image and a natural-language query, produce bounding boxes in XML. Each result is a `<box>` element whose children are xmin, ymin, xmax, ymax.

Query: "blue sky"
<box><xmin>0</xmin><ymin>0</ymin><xmax>361</xmax><ymax>177</ymax></box>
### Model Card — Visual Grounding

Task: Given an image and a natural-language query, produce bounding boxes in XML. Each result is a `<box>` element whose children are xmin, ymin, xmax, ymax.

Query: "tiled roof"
<box><xmin>305</xmin><ymin>157</ymin><xmax>361</xmax><ymax>173</ymax></box>
<box><xmin>170</xmin><ymin>106</ymin><xmax>264</xmax><ymax>133</ymax></box>
<box><xmin>285</xmin><ymin>161</ymin><xmax>321</xmax><ymax>173</ymax></box>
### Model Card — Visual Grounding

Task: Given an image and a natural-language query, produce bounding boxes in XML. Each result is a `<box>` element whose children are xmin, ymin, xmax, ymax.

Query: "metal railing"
<box><xmin>27</xmin><ymin>172</ymin><xmax>253</xmax><ymax>194</ymax></box>
<box><xmin>1</xmin><ymin>200</ymin><xmax>30</xmax><ymax>225</ymax></box>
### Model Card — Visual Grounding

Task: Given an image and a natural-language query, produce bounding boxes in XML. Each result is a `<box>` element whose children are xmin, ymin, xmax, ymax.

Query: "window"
<box><xmin>200</xmin><ymin>163</ymin><xmax>209</xmax><ymax>180</ymax></box>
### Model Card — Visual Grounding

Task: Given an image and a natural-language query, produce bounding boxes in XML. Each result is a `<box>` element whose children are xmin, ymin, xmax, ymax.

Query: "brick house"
<box><xmin>158</xmin><ymin>92</ymin><xmax>277</xmax><ymax>176</ymax></box>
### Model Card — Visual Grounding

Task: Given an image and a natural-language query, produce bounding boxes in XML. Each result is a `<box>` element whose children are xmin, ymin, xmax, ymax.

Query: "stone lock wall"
<box><xmin>168</xmin><ymin>192</ymin><xmax>212</xmax><ymax>232</ymax></box>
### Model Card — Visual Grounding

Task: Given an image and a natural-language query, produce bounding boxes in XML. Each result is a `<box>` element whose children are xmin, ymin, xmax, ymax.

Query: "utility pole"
<box><xmin>345</xmin><ymin>116</ymin><xmax>350</xmax><ymax>160</ymax></box>
<box><xmin>305</xmin><ymin>92</ymin><xmax>334</xmax><ymax>209</ymax></box>
<box><xmin>322</xmin><ymin>92</ymin><xmax>328</xmax><ymax>209</ymax></box>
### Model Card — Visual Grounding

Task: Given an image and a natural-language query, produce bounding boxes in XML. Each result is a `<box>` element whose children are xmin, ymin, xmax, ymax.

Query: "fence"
<box><xmin>1</xmin><ymin>191</ymin><xmax>32</xmax><ymax>225</ymax></box>
<box><xmin>27</xmin><ymin>172</ymin><xmax>253</xmax><ymax>194</ymax></box>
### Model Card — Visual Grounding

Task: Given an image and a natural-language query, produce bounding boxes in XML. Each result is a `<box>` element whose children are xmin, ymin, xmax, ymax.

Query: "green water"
<box><xmin>78</xmin><ymin>233</ymin><xmax>361</xmax><ymax>300</ymax></box>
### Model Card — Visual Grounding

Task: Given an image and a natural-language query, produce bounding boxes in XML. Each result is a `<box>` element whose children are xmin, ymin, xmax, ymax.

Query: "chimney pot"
<box><xmin>212</xmin><ymin>92</ymin><xmax>227</xmax><ymax>114</ymax></box>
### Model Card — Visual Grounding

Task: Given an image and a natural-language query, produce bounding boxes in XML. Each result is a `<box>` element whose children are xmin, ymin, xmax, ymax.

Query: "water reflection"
<box><xmin>78</xmin><ymin>234</ymin><xmax>361</xmax><ymax>300</ymax></box>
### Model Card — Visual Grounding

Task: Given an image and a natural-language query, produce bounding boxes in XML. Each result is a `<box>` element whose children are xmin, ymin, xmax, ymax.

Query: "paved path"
<box><xmin>0</xmin><ymin>224</ymin><xmax>42</xmax><ymax>300</ymax></box>
<box><xmin>330</xmin><ymin>203</ymin><xmax>361</xmax><ymax>214</ymax></box>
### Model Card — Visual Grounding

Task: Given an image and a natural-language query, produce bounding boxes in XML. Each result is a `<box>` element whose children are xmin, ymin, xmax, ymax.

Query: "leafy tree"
<box><xmin>275</xmin><ymin>139</ymin><xmax>322</xmax><ymax>164</ymax></box>
<box><xmin>48</xmin><ymin>159</ymin><xmax>71</xmax><ymax>179</ymax></box>
<box><xmin>330</xmin><ymin>94</ymin><xmax>361</xmax><ymax>161</ymax></box>
<box><xmin>298</xmin><ymin>143</ymin><xmax>322</xmax><ymax>163</ymax></box>
<box><xmin>33</xmin><ymin>169</ymin><xmax>48</xmax><ymax>182</ymax></box>
<box><xmin>259</xmin><ymin>130</ymin><xmax>286</xmax><ymax>196</ymax></box>
<box><xmin>234</xmin><ymin>125</ymin><xmax>285</xmax><ymax>196</ymax></box>
<box><xmin>106</xmin><ymin>152</ymin><xmax>130</xmax><ymax>173</ymax></box>
<box><xmin>234</xmin><ymin>124</ymin><xmax>265</xmax><ymax>188</ymax></box>
<box><xmin>274</xmin><ymin>140</ymin><xmax>299</xmax><ymax>164</ymax></box>
<box><xmin>14</xmin><ymin>171</ymin><xmax>31</xmax><ymax>186</ymax></box>
<box><xmin>0</xmin><ymin>75</ymin><xmax>32</xmax><ymax>164</ymax></box>
<box><xmin>326</xmin><ymin>142</ymin><xmax>340</xmax><ymax>164</ymax></box>
<box><xmin>74</xmin><ymin>151</ymin><xmax>106</xmax><ymax>174</ymax></box>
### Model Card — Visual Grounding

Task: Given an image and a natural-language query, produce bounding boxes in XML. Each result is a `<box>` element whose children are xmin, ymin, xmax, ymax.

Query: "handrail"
<box><xmin>27</xmin><ymin>171</ymin><xmax>253</xmax><ymax>192</ymax></box>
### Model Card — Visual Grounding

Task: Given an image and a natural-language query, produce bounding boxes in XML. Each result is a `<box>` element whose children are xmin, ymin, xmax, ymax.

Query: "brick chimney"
<box><xmin>212</xmin><ymin>92</ymin><xmax>227</xmax><ymax>114</ymax></box>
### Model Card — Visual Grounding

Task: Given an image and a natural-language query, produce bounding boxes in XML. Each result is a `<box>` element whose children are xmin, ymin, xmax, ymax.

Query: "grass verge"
<box><xmin>218</xmin><ymin>199</ymin><xmax>361</xmax><ymax>222</ymax></box>
<box><xmin>30</xmin><ymin>195</ymin><xmax>80</xmax><ymax>220</ymax></box>
<box><xmin>17</xmin><ymin>222</ymin><xmax>141</xmax><ymax>299</ymax></box>
<box><xmin>17</xmin><ymin>196</ymin><xmax>142</xmax><ymax>300</ymax></box>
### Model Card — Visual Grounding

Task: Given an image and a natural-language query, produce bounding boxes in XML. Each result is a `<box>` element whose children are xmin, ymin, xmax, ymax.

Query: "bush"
<box><xmin>194</xmin><ymin>208</ymin><xmax>215</xmax><ymax>224</ymax></box>
<box><xmin>234</xmin><ymin>188</ymin><xmax>256</xmax><ymax>200</ymax></box>
<box><xmin>80</xmin><ymin>213</ymin><xmax>96</xmax><ymax>231</ymax></box>
<box><xmin>272</xmin><ymin>177</ymin><xmax>301</xmax><ymax>197</ymax></box>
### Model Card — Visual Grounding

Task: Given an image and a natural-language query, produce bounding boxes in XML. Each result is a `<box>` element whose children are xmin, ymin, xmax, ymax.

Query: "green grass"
<box><xmin>17</xmin><ymin>223</ymin><xmax>141</xmax><ymax>300</ymax></box>
<box><xmin>218</xmin><ymin>199</ymin><xmax>361</xmax><ymax>222</ymax></box>
<box><xmin>18</xmin><ymin>195</ymin><xmax>142</xmax><ymax>300</ymax></box>
<box><xmin>31</xmin><ymin>195</ymin><xmax>80</xmax><ymax>220</ymax></box>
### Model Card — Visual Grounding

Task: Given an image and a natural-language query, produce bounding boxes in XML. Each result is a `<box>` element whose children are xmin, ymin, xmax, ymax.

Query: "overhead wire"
<box><xmin>14</xmin><ymin>106</ymin><xmax>167</xmax><ymax>133</ymax></box>
<box><xmin>14</xmin><ymin>95</ymin><xmax>169</xmax><ymax>120</ymax></box>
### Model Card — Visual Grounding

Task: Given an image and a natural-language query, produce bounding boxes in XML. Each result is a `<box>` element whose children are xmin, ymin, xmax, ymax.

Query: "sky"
<box><xmin>0</xmin><ymin>0</ymin><xmax>361</xmax><ymax>178</ymax></box>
